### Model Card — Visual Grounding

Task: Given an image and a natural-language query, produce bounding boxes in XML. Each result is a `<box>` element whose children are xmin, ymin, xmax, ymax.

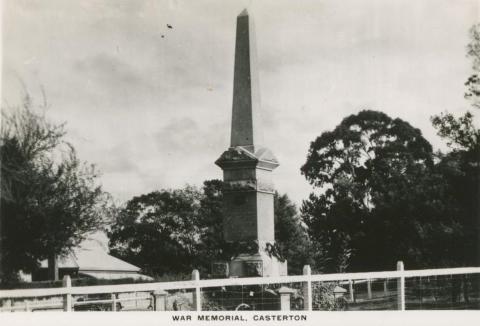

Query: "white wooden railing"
<box><xmin>1</xmin><ymin>262</ymin><xmax>480</xmax><ymax>312</ymax></box>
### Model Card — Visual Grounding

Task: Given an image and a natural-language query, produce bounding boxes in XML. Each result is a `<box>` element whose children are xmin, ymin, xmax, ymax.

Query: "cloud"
<box><xmin>73</xmin><ymin>53</ymin><xmax>151</xmax><ymax>98</ymax></box>
<box><xmin>154</xmin><ymin>117</ymin><xmax>228</xmax><ymax>158</ymax></box>
<box><xmin>98</xmin><ymin>143</ymin><xmax>138</xmax><ymax>174</ymax></box>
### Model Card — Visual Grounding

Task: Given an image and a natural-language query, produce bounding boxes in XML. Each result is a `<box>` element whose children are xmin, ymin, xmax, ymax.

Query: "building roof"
<box><xmin>79</xmin><ymin>271</ymin><xmax>152</xmax><ymax>280</ymax></box>
<box><xmin>40</xmin><ymin>239</ymin><xmax>141</xmax><ymax>272</ymax></box>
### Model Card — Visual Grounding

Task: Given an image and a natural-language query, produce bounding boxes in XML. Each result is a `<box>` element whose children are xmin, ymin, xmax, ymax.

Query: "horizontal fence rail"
<box><xmin>1</xmin><ymin>263</ymin><xmax>480</xmax><ymax>312</ymax></box>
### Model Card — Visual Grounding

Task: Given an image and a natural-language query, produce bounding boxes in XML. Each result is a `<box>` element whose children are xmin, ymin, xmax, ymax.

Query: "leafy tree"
<box><xmin>197</xmin><ymin>180</ymin><xmax>225</xmax><ymax>264</ymax></box>
<box><xmin>300</xmin><ymin>110</ymin><xmax>462</xmax><ymax>272</ymax></box>
<box><xmin>430</xmin><ymin>22</ymin><xmax>480</xmax><ymax>265</ymax></box>
<box><xmin>108</xmin><ymin>187</ymin><xmax>203</xmax><ymax>276</ymax></box>
<box><xmin>300</xmin><ymin>192</ymin><xmax>355</xmax><ymax>273</ymax></box>
<box><xmin>431</xmin><ymin>111</ymin><xmax>480</xmax><ymax>265</ymax></box>
<box><xmin>0</xmin><ymin>99</ymin><xmax>110</xmax><ymax>282</ymax></box>
<box><xmin>301</xmin><ymin>110</ymin><xmax>433</xmax><ymax>196</ymax></box>
<box><xmin>431</xmin><ymin>112</ymin><xmax>479</xmax><ymax>151</ymax></box>
<box><xmin>274</xmin><ymin>192</ymin><xmax>313</xmax><ymax>275</ymax></box>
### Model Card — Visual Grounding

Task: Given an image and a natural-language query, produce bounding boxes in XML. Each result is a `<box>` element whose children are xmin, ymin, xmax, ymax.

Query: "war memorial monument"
<box><xmin>215</xmin><ymin>9</ymin><xmax>288</xmax><ymax>278</ymax></box>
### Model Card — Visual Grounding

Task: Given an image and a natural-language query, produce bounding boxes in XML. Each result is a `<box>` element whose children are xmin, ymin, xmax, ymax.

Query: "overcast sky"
<box><xmin>2</xmin><ymin>0</ymin><xmax>479</xmax><ymax>206</ymax></box>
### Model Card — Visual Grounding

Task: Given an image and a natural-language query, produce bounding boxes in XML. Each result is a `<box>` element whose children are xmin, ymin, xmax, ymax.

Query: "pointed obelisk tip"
<box><xmin>239</xmin><ymin>8</ymin><xmax>248</xmax><ymax>17</ymax></box>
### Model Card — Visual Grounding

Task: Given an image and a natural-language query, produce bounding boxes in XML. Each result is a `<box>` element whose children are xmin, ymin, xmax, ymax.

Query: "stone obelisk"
<box><xmin>215</xmin><ymin>9</ymin><xmax>287</xmax><ymax>277</ymax></box>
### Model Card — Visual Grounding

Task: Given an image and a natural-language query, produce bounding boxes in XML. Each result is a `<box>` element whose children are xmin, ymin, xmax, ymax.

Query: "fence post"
<box><xmin>278</xmin><ymin>286</ymin><xmax>295</xmax><ymax>311</ymax></box>
<box><xmin>62</xmin><ymin>275</ymin><xmax>72</xmax><ymax>312</ymax></box>
<box><xmin>367</xmin><ymin>279</ymin><xmax>372</xmax><ymax>299</ymax></box>
<box><xmin>349</xmin><ymin>280</ymin><xmax>354</xmax><ymax>302</ymax></box>
<box><xmin>397</xmin><ymin>261</ymin><xmax>405</xmax><ymax>311</ymax></box>
<box><xmin>4</xmin><ymin>299</ymin><xmax>12</xmax><ymax>312</ymax></box>
<box><xmin>419</xmin><ymin>277</ymin><xmax>423</xmax><ymax>304</ymax></box>
<box><xmin>192</xmin><ymin>269</ymin><xmax>201</xmax><ymax>311</ymax></box>
<box><xmin>111</xmin><ymin>293</ymin><xmax>117</xmax><ymax>311</ymax></box>
<box><xmin>153</xmin><ymin>290</ymin><xmax>168</xmax><ymax>311</ymax></box>
<box><xmin>384</xmin><ymin>279</ymin><xmax>388</xmax><ymax>296</ymax></box>
<box><xmin>303</xmin><ymin>265</ymin><xmax>312</xmax><ymax>311</ymax></box>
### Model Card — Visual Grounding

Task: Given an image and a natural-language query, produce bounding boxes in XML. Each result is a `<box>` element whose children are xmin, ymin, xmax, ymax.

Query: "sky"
<box><xmin>2</xmin><ymin>0</ymin><xmax>480</xmax><ymax>206</ymax></box>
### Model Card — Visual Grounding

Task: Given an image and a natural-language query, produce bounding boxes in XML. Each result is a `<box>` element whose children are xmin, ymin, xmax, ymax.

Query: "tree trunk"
<box><xmin>48</xmin><ymin>254</ymin><xmax>59</xmax><ymax>281</ymax></box>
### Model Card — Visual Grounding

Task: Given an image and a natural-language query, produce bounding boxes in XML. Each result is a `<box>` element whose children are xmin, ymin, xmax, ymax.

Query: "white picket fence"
<box><xmin>1</xmin><ymin>262</ymin><xmax>480</xmax><ymax>312</ymax></box>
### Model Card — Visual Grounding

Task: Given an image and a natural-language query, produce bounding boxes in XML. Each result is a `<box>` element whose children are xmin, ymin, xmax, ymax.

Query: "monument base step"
<box><xmin>227</xmin><ymin>252</ymin><xmax>287</xmax><ymax>277</ymax></box>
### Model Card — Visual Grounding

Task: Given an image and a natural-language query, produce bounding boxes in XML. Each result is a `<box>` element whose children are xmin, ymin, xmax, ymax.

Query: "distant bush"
<box><xmin>150</xmin><ymin>272</ymin><xmax>191</xmax><ymax>282</ymax></box>
<box><xmin>312</xmin><ymin>282</ymin><xmax>347</xmax><ymax>311</ymax></box>
<box><xmin>0</xmin><ymin>279</ymin><xmax>63</xmax><ymax>289</ymax></box>
<box><xmin>72</xmin><ymin>277</ymin><xmax>156</xmax><ymax>287</ymax></box>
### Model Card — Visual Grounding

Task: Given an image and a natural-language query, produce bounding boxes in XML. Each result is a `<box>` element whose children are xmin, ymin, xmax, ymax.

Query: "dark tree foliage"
<box><xmin>108</xmin><ymin>187</ymin><xmax>203</xmax><ymax>276</ymax></box>
<box><xmin>301</xmin><ymin>110</ymin><xmax>433</xmax><ymax>192</ymax></box>
<box><xmin>300</xmin><ymin>110</ymin><xmax>465</xmax><ymax>272</ymax></box>
<box><xmin>459</xmin><ymin>23</ymin><xmax>480</xmax><ymax>264</ymax></box>
<box><xmin>431</xmin><ymin>111</ymin><xmax>480</xmax><ymax>266</ymax></box>
<box><xmin>432</xmin><ymin>112</ymin><xmax>480</xmax><ymax>151</ymax></box>
<box><xmin>197</xmin><ymin>180</ymin><xmax>225</xmax><ymax>264</ymax></box>
<box><xmin>0</xmin><ymin>101</ymin><xmax>110</xmax><ymax>282</ymax></box>
<box><xmin>274</xmin><ymin>192</ymin><xmax>314</xmax><ymax>275</ymax></box>
<box><xmin>300</xmin><ymin>193</ymin><xmax>356</xmax><ymax>273</ymax></box>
